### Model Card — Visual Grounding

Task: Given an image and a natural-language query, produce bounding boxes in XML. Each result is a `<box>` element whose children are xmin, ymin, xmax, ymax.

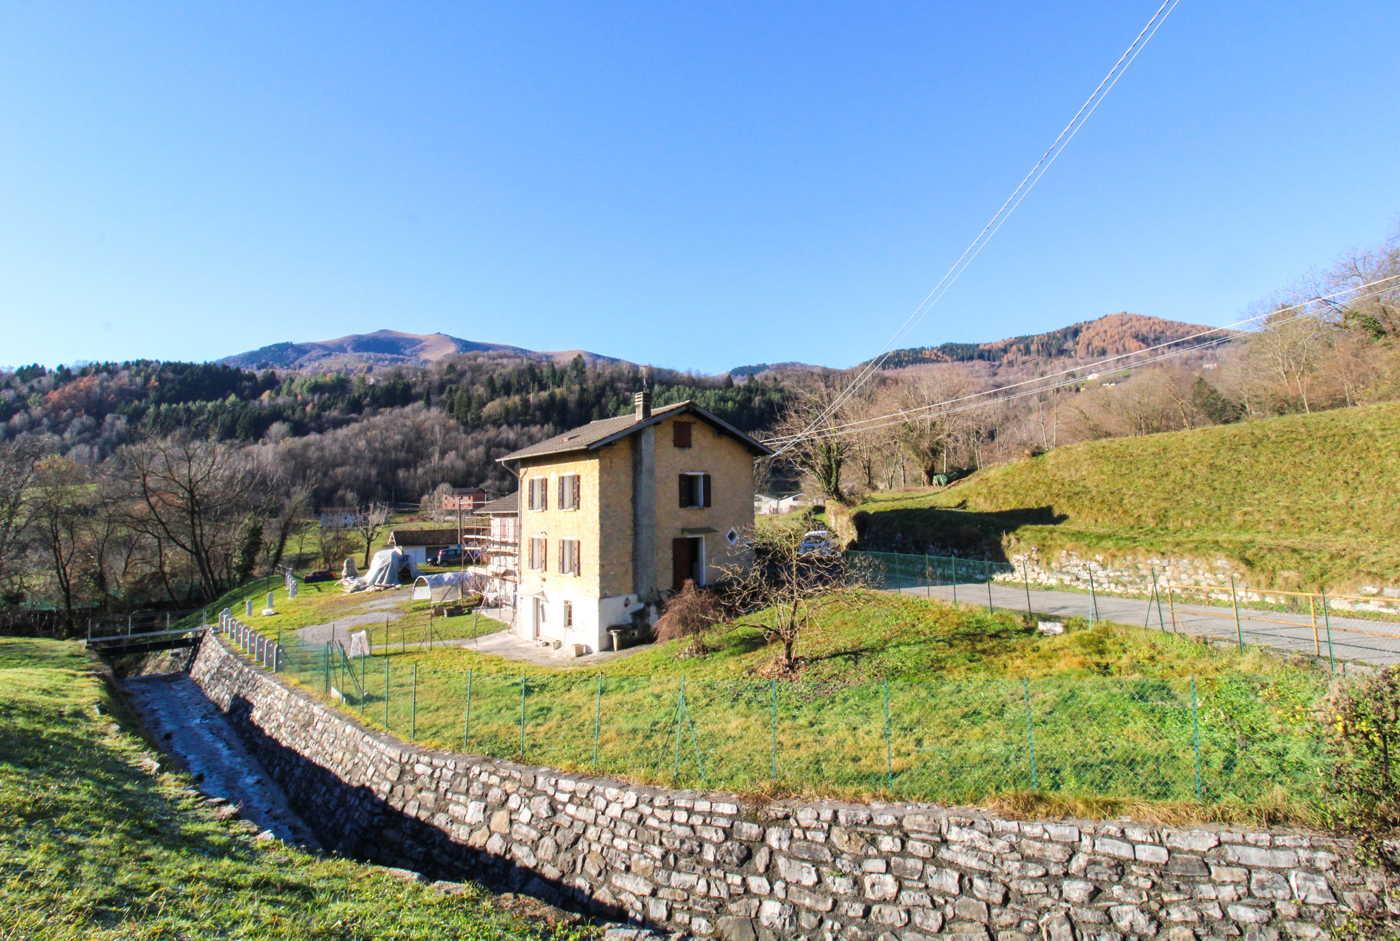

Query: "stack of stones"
<box><xmin>190</xmin><ymin>632</ymin><xmax>1366</xmax><ymax>941</ymax></box>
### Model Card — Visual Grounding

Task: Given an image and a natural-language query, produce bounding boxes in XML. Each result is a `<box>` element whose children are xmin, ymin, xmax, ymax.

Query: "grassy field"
<box><xmin>850</xmin><ymin>400</ymin><xmax>1400</xmax><ymax>591</ymax></box>
<box><xmin>193</xmin><ymin>574</ymin><xmax>494</xmax><ymax>651</ymax></box>
<box><xmin>0</xmin><ymin>638</ymin><xmax>594</xmax><ymax>941</ymax></box>
<box><xmin>259</xmin><ymin>588</ymin><xmax>1330</xmax><ymax>820</ymax></box>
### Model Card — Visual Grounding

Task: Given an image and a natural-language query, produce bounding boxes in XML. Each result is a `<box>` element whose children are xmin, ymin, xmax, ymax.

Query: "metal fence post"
<box><xmin>592</xmin><ymin>674</ymin><xmax>603</xmax><ymax>769</ymax></box>
<box><xmin>385</xmin><ymin>655</ymin><xmax>391</xmax><ymax>729</ymax></box>
<box><xmin>1022</xmin><ymin>562</ymin><xmax>1033</xmax><ymax>616</ymax></box>
<box><xmin>1168</xmin><ymin>585</ymin><xmax>1177</xmax><ymax>632</ymax></box>
<box><xmin>1310</xmin><ymin>595</ymin><xmax>1321</xmax><ymax>657</ymax></box>
<box><xmin>1191</xmin><ymin>674</ymin><xmax>1202</xmax><ymax>800</ymax></box>
<box><xmin>411</xmin><ymin>662</ymin><xmax>418</xmax><ymax>741</ymax></box>
<box><xmin>1088</xmin><ymin>570</ymin><xmax>1099</xmax><ymax>625</ymax></box>
<box><xmin>985</xmin><ymin>563</ymin><xmax>994</xmax><ymax>615</ymax></box>
<box><xmin>1322</xmin><ymin>590</ymin><xmax>1335</xmax><ymax>673</ymax></box>
<box><xmin>1023</xmin><ymin>677</ymin><xmax>1038</xmax><ymax>790</ymax></box>
<box><xmin>1230</xmin><ymin>576</ymin><xmax>1243</xmax><ymax>649</ymax></box>
<box><xmin>518</xmin><ymin>674</ymin><xmax>527</xmax><ymax>758</ymax></box>
<box><xmin>883</xmin><ymin>680</ymin><xmax>893</xmax><ymax>792</ymax></box>
<box><xmin>324</xmin><ymin>642</ymin><xmax>330</xmax><ymax>694</ymax></box>
<box><xmin>1153</xmin><ymin>568</ymin><xmax>1166</xmax><ymax>631</ymax></box>
<box><xmin>770</xmin><ymin>678</ymin><xmax>778</xmax><ymax>779</ymax></box>
<box><xmin>952</xmin><ymin>557</ymin><xmax>958</xmax><ymax>606</ymax></box>
<box><xmin>674</xmin><ymin>677</ymin><xmax>685</xmax><ymax>783</ymax></box>
<box><xmin>464</xmin><ymin>669</ymin><xmax>473</xmax><ymax>748</ymax></box>
<box><xmin>925</xmin><ymin>552</ymin><xmax>930</xmax><ymax>599</ymax></box>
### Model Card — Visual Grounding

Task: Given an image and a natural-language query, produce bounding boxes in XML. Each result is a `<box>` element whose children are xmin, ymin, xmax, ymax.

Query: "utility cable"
<box><xmin>775</xmin><ymin>0</ymin><xmax>1183</xmax><ymax>455</ymax></box>
<box><xmin>763</xmin><ymin>275</ymin><xmax>1399</xmax><ymax>445</ymax></box>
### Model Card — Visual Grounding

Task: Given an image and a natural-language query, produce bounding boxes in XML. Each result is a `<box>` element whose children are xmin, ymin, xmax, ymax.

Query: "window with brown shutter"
<box><xmin>528</xmin><ymin>477</ymin><xmax>548</xmax><ymax>512</ymax></box>
<box><xmin>558</xmin><ymin>474</ymin><xmax>580</xmax><ymax>511</ymax></box>
<box><xmin>673</xmin><ymin>421</ymin><xmax>692</xmax><ymax>448</ymax></box>
<box><xmin>679</xmin><ymin>472</ymin><xmax>708</xmax><ymax>509</ymax></box>
<box><xmin>559</xmin><ymin>538</ymin><xmax>580</xmax><ymax>576</ymax></box>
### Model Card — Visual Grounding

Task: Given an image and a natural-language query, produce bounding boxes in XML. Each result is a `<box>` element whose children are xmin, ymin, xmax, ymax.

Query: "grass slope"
<box><xmin>0</xmin><ymin>638</ymin><xmax>592</xmax><ymax>941</ymax></box>
<box><xmin>853</xmin><ymin>401</ymin><xmax>1400</xmax><ymax>589</ymax></box>
<box><xmin>262</xmin><ymin>590</ymin><xmax>1327</xmax><ymax>816</ymax></box>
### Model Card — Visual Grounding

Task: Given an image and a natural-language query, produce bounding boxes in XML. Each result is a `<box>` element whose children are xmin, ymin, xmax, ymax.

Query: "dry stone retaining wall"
<box><xmin>189</xmin><ymin>631</ymin><xmax>1367</xmax><ymax>941</ymax></box>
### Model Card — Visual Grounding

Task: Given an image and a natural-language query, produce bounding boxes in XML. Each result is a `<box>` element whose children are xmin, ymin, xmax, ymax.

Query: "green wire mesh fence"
<box><xmin>251</xmin><ymin>628</ymin><xmax>1325</xmax><ymax>806</ymax></box>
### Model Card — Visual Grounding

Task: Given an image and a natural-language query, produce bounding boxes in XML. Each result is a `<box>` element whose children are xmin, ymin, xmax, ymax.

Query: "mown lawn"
<box><xmin>850</xmin><ymin>400</ymin><xmax>1400</xmax><ymax>591</ymax></box>
<box><xmin>0</xmin><ymin>637</ymin><xmax>594</xmax><ymax>941</ymax></box>
<box><xmin>262</xmin><ymin>590</ymin><xmax>1330</xmax><ymax>819</ymax></box>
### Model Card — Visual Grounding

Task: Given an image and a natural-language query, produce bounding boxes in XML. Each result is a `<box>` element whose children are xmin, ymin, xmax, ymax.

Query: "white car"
<box><xmin>797</xmin><ymin>530</ymin><xmax>838</xmax><ymax>557</ymax></box>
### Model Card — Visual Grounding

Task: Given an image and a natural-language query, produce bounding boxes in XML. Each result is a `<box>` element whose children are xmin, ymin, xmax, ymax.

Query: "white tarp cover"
<box><xmin>413</xmin><ymin>571</ymin><xmax>483</xmax><ymax>605</ymax></box>
<box><xmin>343</xmin><ymin>547</ymin><xmax>418</xmax><ymax>592</ymax></box>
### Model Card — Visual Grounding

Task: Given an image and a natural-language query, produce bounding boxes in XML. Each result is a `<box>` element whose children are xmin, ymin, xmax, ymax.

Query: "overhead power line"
<box><xmin>763</xmin><ymin>275</ymin><xmax>1400</xmax><ymax>446</ymax></box>
<box><xmin>775</xmin><ymin>0</ymin><xmax>1183</xmax><ymax>456</ymax></box>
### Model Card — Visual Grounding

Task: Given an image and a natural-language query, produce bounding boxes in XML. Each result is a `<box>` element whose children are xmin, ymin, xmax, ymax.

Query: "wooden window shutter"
<box><xmin>679</xmin><ymin>474</ymin><xmax>690</xmax><ymax>508</ymax></box>
<box><xmin>674</xmin><ymin>421</ymin><xmax>692</xmax><ymax>448</ymax></box>
<box><xmin>702</xmin><ymin>474</ymin><xmax>712</xmax><ymax>508</ymax></box>
<box><xmin>558</xmin><ymin>476</ymin><xmax>565</xmax><ymax>508</ymax></box>
<box><xmin>573</xmin><ymin>475</ymin><xmax>581</xmax><ymax>509</ymax></box>
<box><xmin>672</xmin><ymin>537</ymin><xmax>689</xmax><ymax>591</ymax></box>
<box><xmin>527</xmin><ymin>480</ymin><xmax>535</xmax><ymax>511</ymax></box>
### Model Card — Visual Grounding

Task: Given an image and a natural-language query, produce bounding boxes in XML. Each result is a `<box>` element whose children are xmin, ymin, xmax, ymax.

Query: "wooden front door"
<box><xmin>671</xmin><ymin>537</ymin><xmax>704</xmax><ymax>591</ymax></box>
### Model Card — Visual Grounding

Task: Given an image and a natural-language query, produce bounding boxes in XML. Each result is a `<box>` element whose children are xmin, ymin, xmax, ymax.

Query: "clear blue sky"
<box><xmin>4</xmin><ymin>2</ymin><xmax>1399</xmax><ymax>373</ymax></box>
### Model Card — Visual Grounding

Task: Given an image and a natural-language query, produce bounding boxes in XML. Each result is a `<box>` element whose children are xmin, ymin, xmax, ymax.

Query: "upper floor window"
<box><xmin>527</xmin><ymin>477</ymin><xmax>548</xmax><ymax>511</ymax></box>
<box><xmin>559</xmin><ymin>538</ymin><xmax>580</xmax><ymax>576</ymax></box>
<box><xmin>679</xmin><ymin>472</ymin><xmax>712</xmax><ymax>509</ymax></box>
<box><xmin>673</xmin><ymin>421</ymin><xmax>693</xmax><ymax>449</ymax></box>
<box><xmin>558</xmin><ymin>474</ymin><xmax>580</xmax><ymax>511</ymax></box>
<box><xmin>528</xmin><ymin>536</ymin><xmax>547</xmax><ymax>571</ymax></box>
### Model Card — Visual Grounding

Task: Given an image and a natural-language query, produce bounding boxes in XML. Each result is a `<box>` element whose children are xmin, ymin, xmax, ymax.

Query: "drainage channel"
<box><xmin>122</xmin><ymin>672</ymin><xmax>320</xmax><ymax>850</ymax></box>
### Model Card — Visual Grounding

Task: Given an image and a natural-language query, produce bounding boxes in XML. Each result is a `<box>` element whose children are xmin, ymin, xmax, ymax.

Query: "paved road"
<box><xmin>894</xmin><ymin>581</ymin><xmax>1400</xmax><ymax>670</ymax></box>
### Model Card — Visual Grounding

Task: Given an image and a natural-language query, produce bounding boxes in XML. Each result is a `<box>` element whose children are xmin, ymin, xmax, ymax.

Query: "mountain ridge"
<box><xmin>220</xmin><ymin>329</ymin><xmax>622</xmax><ymax>372</ymax></box>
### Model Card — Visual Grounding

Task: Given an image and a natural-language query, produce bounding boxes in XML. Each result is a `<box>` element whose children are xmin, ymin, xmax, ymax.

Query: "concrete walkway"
<box><xmin>894</xmin><ymin>581</ymin><xmax>1400</xmax><ymax>668</ymax></box>
<box><xmin>368</xmin><ymin>604</ymin><xmax>649</xmax><ymax>668</ymax></box>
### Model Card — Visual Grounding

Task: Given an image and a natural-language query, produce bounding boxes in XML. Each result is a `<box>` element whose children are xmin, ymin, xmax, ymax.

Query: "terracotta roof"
<box><xmin>387</xmin><ymin>528</ymin><xmax>462</xmax><ymax>547</ymax></box>
<box><xmin>477</xmin><ymin>492</ymin><xmax>518</xmax><ymax>516</ymax></box>
<box><xmin>497</xmin><ymin>401</ymin><xmax>773</xmax><ymax>465</ymax></box>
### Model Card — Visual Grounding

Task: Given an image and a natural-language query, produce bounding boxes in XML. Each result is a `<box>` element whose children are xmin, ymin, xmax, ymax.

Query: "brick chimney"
<box><xmin>634</xmin><ymin>390</ymin><xmax>652</xmax><ymax>421</ymax></box>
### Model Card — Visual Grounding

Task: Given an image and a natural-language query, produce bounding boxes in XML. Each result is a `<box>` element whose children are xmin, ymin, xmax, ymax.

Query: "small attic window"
<box><xmin>673</xmin><ymin>421</ymin><xmax>693</xmax><ymax>449</ymax></box>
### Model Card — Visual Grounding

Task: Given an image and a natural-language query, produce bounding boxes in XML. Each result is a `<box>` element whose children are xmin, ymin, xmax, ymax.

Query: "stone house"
<box><xmin>497</xmin><ymin>392</ymin><xmax>772</xmax><ymax>654</ymax></box>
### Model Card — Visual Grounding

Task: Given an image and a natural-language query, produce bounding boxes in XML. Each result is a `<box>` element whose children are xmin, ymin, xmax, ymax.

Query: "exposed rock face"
<box><xmin>190</xmin><ymin>633</ymin><xmax>1360</xmax><ymax>940</ymax></box>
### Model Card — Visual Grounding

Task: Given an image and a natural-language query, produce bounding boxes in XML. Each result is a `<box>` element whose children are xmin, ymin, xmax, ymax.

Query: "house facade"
<box><xmin>497</xmin><ymin>392</ymin><xmax>771</xmax><ymax>654</ymax></box>
<box><xmin>441</xmin><ymin>487</ymin><xmax>487</xmax><ymax>513</ymax></box>
<box><xmin>385</xmin><ymin>528</ymin><xmax>460</xmax><ymax>566</ymax></box>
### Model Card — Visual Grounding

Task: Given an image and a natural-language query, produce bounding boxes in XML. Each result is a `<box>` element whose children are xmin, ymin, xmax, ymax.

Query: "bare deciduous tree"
<box><xmin>353</xmin><ymin>501</ymin><xmax>392</xmax><ymax>567</ymax></box>
<box><xmin>772</xmin><ymin>376</ymin><xmax>853</xmax><ymax>504</ymax></box>
<box><xmin>719</xmin><ymin>518</ymin><xmax>870</xmax><ymax>673</ymax></box>
<box><xmin>114</xmin><ymin>435</ymin><xmax>274</xmax><ymax>597</ymax></box>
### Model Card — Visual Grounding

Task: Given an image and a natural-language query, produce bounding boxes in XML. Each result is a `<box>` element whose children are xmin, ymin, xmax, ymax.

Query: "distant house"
<box><xmin>754</xmin><ymin>492</ymin><xmax>808</xmax><ymax>515</ymax></box>
<box><xmin>442</xmin><ymin>487</ymin><xmax>487</xmax><ymax>513</ymax></box>
<box><xmin>497</xmin><ymin>392</ymin><xmax>772</xmax><ymax>654</ymax></box>
<box><xmin>319</xmin><ymin>508</ymin><xmax>359</xmax><ymax>528</ymax></box>
<box><xmin>385</xmin><ymin>528</ymin><xmax>461</xmax><ymax>566</ymax></box>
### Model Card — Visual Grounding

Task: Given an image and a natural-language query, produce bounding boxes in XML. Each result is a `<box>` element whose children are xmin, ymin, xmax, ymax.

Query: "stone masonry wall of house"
<box><xmin>189</xmin><ymin>631</ymin><xmax>1369</xmax><ymax>941</ymax></box>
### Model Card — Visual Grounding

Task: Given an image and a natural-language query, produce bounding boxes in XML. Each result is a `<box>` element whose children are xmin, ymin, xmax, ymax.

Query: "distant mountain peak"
<box><xmin>220</xmin><ymin>331</ymin><xmax>619</xmax><ymax>372</ymax></box>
